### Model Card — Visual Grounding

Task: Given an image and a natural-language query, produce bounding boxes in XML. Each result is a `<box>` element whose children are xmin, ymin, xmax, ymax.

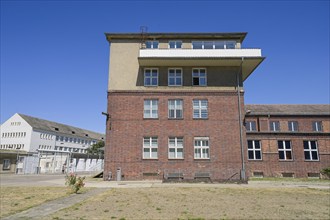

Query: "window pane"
<box><xmin>144</xmin><ymin>148</ymin><xmax>150</xmax><ymax>158</ymax></box>
<box><xmin>303</xmin><ymin>141</ymin><xmax>309</xmax><ymax>149</ymax></box>
<box><xmin>169</xmin><ymin>138</ymin><xmax>175</xmax><ymax>146</ymax></box>
<box><xmin>194</xmin><ymin>149</ymin><xmax>201</xmax><ymax>158</ymax></box>
<box><xmin>248</xmin><ymin>151</ymin><xmax>254</xmax><ymax>159</ymax></box>
<box><xmin>176</xmin><ymin>110</ymin><xmax>182</xmax><ymax>118</ymax></box>
<box><xmin>177</xmin><ymin>138</ymin><xmax>183</xmax><ymax>146</ymax></box>
<box><xmin>169</xmin><ymin>78</ymin><xmax>175</xmax><ymax>85</ymax></box>
<box><xmin>177</xmin><ymin>149</ymin><xmax>183</xmax><ymax>158</ymax></box>
<box><xmin>304</xmin><ymin>151</ymin><xmax>310</xmax><ymax>160</ymax></box>
<box><xmin>176</xmin><ymin>78</ymin><xmax>182</xmax><ymax>85</ymax></box>
<box><xmin>286</xmin><ymin>151</ymin><xmax>292</xmax><ymax>160</ymax></box>
<box><xmin>310</xmin><ymin>141</ymin><xmax>317</xmax><ymax>149</ymax></box>
<box><xmin>192</xmin><ymin>41</ymin><xmax>203</xmax><ymax>49</ymax></box>
<box><xmin>285</xmin><ymin>141</ymin><xmax>291</xmax><ymax>149</ymax></box>
<box><xmin>254</xmin><ymin>141</ymin><xmax>260</xmax><ymax>149</ymax></box>
<box><xmin>169</xmin><ymin>41</ymin><xmax>175</xmax><ymax>48</ymax></box>
<box><xmin>311</xmin><ymin>151</ymin><xmax>318</xmax><ymax>160</ymax></box>
<box><xmin>247</xmin><ymin>141</ymin><xmax>253</xmax><ymax>149</ymax></box>
<box><xmin>255</xmin><ymin>151</ymin><xmax>261</xmax><ymax>160</ymax></box>
<box><xmin>151</xmin><ymin>138</ymin><xmax>157</xmax><ymax>146</ymax></box>
<box><xmin>214</xmin><ymin>41</ymin><xmax>225</xmax><ymax>49</ymax></box>
<box><xmin>176</xmin><ymin>41</ymin><xmax>182</xmax><ymax>48</ymax></box>
<box><xmin>278</xmin><ymin>141</ymin><xmax>283</xmax><ymax>149</ymax></box>
<box><xmin>204</xmin><ymin>41</ymin><xmax>213</xmax><ymax>49</ymax></box>
<box><xmin>279</xmin><ymin>151</ymin><xmax>285</xmax><ymax>160</ymax></box>
<box><xmin>169</xmin><ymin>149</ymin><xmax>175</xmax><ymax>158</ymax></box>
<box><xmin>226</xmin><ymin>41</ymin><xmax>236</xmax><ymax>49</ymax></box>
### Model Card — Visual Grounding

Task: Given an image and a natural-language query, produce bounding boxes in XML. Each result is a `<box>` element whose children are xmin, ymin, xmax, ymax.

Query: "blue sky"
<box><xmin>1</xmin><ymin>0</ymin><xmax>329</xmax><ymax>133</ymax></box>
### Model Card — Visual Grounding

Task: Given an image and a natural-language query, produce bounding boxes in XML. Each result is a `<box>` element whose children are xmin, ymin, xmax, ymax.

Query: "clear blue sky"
<box><xmin>1</xmin><ymin>0</ymin><xmax>329</xmax><ymax>133</ymax></box>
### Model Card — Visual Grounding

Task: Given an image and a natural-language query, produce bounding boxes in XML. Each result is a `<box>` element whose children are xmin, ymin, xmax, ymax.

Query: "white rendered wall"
<box><xmin>31</xmin><ymin>130</ymin><xmax>56</xmax><ymax>152</ymax></box>
<box><xmin>0</xmin><ymin>113</ymin><xmax>33</xmax><ymax>152</ymax></box>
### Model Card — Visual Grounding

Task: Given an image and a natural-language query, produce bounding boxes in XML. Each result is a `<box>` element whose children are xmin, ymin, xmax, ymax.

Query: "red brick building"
<box><xmin>104</xmin><ymin>32</ymin><xmax>329</xmax><ymax>181</ymax></box>
<box><xmin>245</xmin><ymin>105</ymin><xmax>330</xmax><ymax>178</ymax></box>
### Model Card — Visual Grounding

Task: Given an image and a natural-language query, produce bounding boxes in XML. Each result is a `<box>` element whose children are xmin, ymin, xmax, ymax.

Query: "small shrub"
<box><xmin>65</xmin><ymin>173</ymin><xmax>85</xmax><ymax>194</ymax></box>
<box><xmin>321</xmin><ymin>167</ymin><xmax>330</xmax><ymax>179</ymax></box>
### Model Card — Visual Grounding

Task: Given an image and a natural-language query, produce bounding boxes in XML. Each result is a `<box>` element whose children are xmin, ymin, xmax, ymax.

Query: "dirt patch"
<box><xmin>48</xmin><ymin>186</ymin><xmax>330</xmax><ymax>220</ymax></box>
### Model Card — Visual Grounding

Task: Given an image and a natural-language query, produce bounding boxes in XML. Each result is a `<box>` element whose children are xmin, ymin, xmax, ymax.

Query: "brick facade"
<box><xmin>245</xmin><ymin>114</ymin><xmax>330</xmax><ymax>178</ymax></box>
<box><xmin>104</xmin><ymin>91</ymin><xmax>246</xmax><ymax>181</ymax></box>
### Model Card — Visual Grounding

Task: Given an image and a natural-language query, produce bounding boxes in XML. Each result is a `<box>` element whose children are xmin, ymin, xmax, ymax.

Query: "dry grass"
<box><xmin>0</xmin><ymin>186</ymin><xmax>74</xmax><ymax>218</ymax></box>
<box><xmin>48</xmin><ymin>186</ymin><xmax>330</xmax><ymax>220</ymax></box>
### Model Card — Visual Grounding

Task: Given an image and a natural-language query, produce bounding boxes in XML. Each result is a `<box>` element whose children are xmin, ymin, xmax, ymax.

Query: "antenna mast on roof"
<box><xmin>140</xmin><ymin>26</ymin><xmax>148</xmax><ymax>49</ymax></box>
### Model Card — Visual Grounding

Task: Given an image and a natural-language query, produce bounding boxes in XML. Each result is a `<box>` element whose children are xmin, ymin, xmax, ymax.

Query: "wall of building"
<box><xmin>0</xmin><ymin>113</ymin><xmax>33</xmax><ymax>152</ymax></box>
<box><xmin>245</xmin><ymin>115</ymin><xmax>330</xmax><ymax>178</ymax></box>
<box><xmin>105</xmin><ymin>91</ymin><xmax>246</xmax><ymax>181</ymax></box>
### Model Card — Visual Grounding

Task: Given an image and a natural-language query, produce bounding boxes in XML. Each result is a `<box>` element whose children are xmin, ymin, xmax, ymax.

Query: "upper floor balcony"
<box><xmin>138</xmin><ymin>48</ymin><xmax>265</xmax><ymax>81</ymax></box>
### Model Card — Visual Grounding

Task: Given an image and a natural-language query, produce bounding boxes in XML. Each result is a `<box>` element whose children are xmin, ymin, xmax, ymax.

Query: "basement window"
<box><xmin>282</xmin><ymin>173</ymin><xmax>294</xmax><ymax>178</ymax></box>
<box><xmin>253</xmin><ymin>172</ymin><xmax>264</xmax><ymax>178</ymax></box>
<box><xmin>308</xmin><ymin>173</ymin><xmax>320</xmax><ymax>179</ymax></box>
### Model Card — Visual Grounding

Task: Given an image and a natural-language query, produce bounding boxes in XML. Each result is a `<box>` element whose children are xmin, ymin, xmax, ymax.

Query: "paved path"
<box><xmin>2</xmin><ymin>187</ymin><xmax>109</xmax><ymax>220</ymax></box>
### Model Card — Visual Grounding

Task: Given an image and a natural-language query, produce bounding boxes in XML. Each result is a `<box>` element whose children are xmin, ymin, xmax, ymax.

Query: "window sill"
<box><xmin>193</xmin><ymin>158</ymin><xmax>210</xmax><ymax>161</ymax></box>
<box><xmin>248</xmin><ymin>159</ymin><xmax>263</xmax><ymax>161</ymax></box>
<box><xmin>193</xmin><ymin>118</ymin><xmax>208</xmax><ymax>120</ymax></box>
<box><xmin>168</xmin><ymin>118</ymin><xmax>184</xmax><ymax>120</ymax></box>
<box><xmin>143</xmin><ymin>158</ymin><xmax>158</xmax><ymax>160</ymax></box>
<box><xmin>168</xmin><ymin>158</ymin><xmax>184</xmax><ymax>160</ymax></box>
<box><xmin>304</xmin><ymin>160</ymin><xmax>320</xmax><ymax>162</ymax></box>
<box><xmin>279</xmin><ymin>159</ymin><xmax>294</xmax><ymax>162</ymax></box>
<box><xmin>143</xmin><ymin>118</ymin><xmax>159</xmax><ymax>120</ymax></box>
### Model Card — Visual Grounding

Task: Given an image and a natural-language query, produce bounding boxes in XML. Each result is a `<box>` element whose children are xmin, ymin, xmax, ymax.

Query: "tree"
<box><xmin>87</xmin><ymin>141</ymin><xmax>105</xmax><ymax>157</ymax></box>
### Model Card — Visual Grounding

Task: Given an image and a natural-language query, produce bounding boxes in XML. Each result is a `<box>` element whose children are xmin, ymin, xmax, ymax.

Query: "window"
<box><xmin>168</xmin><ymin>137</ymin><xmax>184</xmax><ymax>159</ymax></box>
<box><xmin>269</xmin><ymin>121</ymin><xmax>280</xmax><ymax>132</ymax></box>
<box><xmin>194</xmin><ymin>137</ymin><xmax>209</xmax><ymax>159</ymax></box>
<box><xmin>193</xmin><ymin>100</ymin><xmax>208</xmax><ymax>119</ymax></box>
<box><xmin>143</xmin><ymin>137</ymin><xmax>158</xmax><ymax>159</ymax></box>
<box><xmin>192</xmin><ymin>68</ymin><xmax>207</xmax><ymax>86</ymax></box>
<box><xmin>168</xmin><ymin>99</ymin><xmax>183</xmax><ymax>119</ymax></box>
<box><xmin>145</xmin><ymin>41</ymin><xmax>158</xmax><ymax>49</ymax></box>
<box><xmin>144</xmin><ymin>69</ymin><xmax>158</xmax><ymax>86</ymax></box>
<box><xmin>278</xmin><ymin>140</ymin><xmax>293</xmax><ymax>160</ymax></box>
<box><xmin>312</xmin><ymin>121</ymin><xmax>322</xmax><ymax>132</ymax></box>
<box><xmin>144</xmin><ymin>99</ymin><xmax>158</xmax><ymax>118</ymax></box>
<box><xmin>288</xmin><ymin>121</ymin><xmax>298</xmax><ymax>132</ymax></box>
<box><xmin>169</xmin><ymin>41</ymin><xmax>182</xmax><ymax>49</ymax></box>
<box><xmin>303</xmin><ymin>140</ymin><xmax>319</xmax><ymax>161</ymax></box>
<box><xmin>3</xmin><ymin>159</ymin><xmax>11</xmax><ymax>170</ymax></box>
<box><xmin>168</xmin><ymin>68</ymin><xmax>182</xmax><ymax>86</ymax></box>
<box><xmin>192</xmin><ymin>41</ymin><xmax>236</xmax><ymax>49</ymax></box>
<box><xmin>246</xmin><ymin>121</ymin><xmax>256</xmax><ymax>131</ymax></box>
<box><xmin>247</xmin><ymin>140</ymin><xmax>262</xmax><ymax>160</ymax></box>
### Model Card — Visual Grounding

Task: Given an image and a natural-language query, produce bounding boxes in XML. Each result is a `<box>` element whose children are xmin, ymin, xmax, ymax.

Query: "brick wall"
<box><xmin>246</xmin><ymin>115</ymin><xmax>330</xmax><ymax>178</ymax></box>
<box><xmin>104</xmin><ymin>90</ymin><xmax>246</xmax><ymax>181</ymax></box>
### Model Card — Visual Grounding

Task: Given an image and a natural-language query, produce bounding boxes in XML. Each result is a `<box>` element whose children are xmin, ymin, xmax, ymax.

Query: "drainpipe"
<box><xmin>237</xmin><ymin>57</ymin><xmax>246</xmax><ymax>181</ymax></box>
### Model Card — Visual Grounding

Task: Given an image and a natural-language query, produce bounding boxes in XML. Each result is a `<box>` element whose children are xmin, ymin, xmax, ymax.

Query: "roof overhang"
<box><xmin>138</xmin><ymin>57</ymin><xmax>265</xmax><ymax>81</ymax></box>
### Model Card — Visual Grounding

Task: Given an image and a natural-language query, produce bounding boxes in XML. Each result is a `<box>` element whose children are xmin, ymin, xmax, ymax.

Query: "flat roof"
<box><xmin>105</xmin><ymin>32</ymin><xmax>247</xmax><ymax>42</ymax></box>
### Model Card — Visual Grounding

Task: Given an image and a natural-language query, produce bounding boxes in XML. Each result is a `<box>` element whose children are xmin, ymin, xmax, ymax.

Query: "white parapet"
<box><xmin>139</xmin><ymin>48</ymin><xmax>262</xmax><ymax>58</ymax></box>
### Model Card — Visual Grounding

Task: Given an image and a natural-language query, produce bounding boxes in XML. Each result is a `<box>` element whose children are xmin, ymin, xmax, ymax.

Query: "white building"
<box><xmin>0</xmin><ymin>113</ymin><xmax>105</xmax><ymax>174</ymax></box>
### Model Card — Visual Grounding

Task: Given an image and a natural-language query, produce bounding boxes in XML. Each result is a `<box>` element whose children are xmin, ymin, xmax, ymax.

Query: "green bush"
<box><xmin>65</xmin><ymin>173</ymin><xmax>86</xmax><ymax>193</ymax></box>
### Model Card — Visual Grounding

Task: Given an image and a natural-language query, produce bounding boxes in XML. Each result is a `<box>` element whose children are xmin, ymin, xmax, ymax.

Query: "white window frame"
<box><xmin>288</xmin><ymin>121</ymin><xmax>298</xmax><ymax>132</ymax></box>
<box><xmin>144</xmin><ymin>68</ymin><xmax>158</xmax><ymax>86</ymax></box>
<box><xmin>194</xmin><ymin>137</ymin><xmax>210</xmax><ymax>159</ymax></box>
<box><xmin>312</xmin><ymin>121</ymin><xmax>322</xmax><ymax>132</ymax></box>
<box><xmin>168</xmin><ymin>40</ymin><xmax>182</xmax><ymax>49</ymax></box>
<box><xmin>246</xmin><ymin>121</ymin><xmax>257</xmax><ymax>131</ymax></box>
<box><xmin>303</xmin><ymin>140</ymin><xmax>319</xmax><ymax>161</ymax></box>
<box><xmin>278</xmin><ymin>140</ymin><xmax>293</xmax><ymax>161</ymax></box>
<box><xmin>168</xmin><ymin>99</ymin><xmax>183</xmax><ymax>119</ymax></box>
<box><xmin>193</xmin><ymin>99</ymin><xmax>208</xmax><ymax>119</ymax></box>
<box><xmin>145</xmin><ymin>41</ymin><xmax>159</xmax><ymax>49</ymax></box>
<box><xmin>144</xmin><ymin>99</ymin><xmax>158</xmax><ymax>119</ymax></box>
<box><xmin>168</xmin><ymin>137</ymin><xmax>184</xmax><ymax>159</ymax></box>
<box><xmin>168</xmin><ymin>68</ymin><xmax>183</xmax><ymax>86</ymax></box>
<box><xmin>192</xmin><ymin>68</ymin><xmax>207</xmax><ymax>86</ymax></box>
<box><xmin>247</xmin><ymin>140</ymin><xmax>262</xmax><ymax>160</ymax></box>
<box><xmin>269</xmin><ymin>121</ymin><xmax>280</xmax><ymax>132</ymax></box>
<box><xmin>143</xmin><ymin>137</ymin><xmax>158</xmax><ymax>159</ymax></box>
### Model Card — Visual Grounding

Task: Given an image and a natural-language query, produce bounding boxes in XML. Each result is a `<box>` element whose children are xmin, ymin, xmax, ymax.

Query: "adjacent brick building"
<box><xmin>104</xmin><ymin>32</ymin><xmax>329</xmax><ymax>181</ymax></box>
